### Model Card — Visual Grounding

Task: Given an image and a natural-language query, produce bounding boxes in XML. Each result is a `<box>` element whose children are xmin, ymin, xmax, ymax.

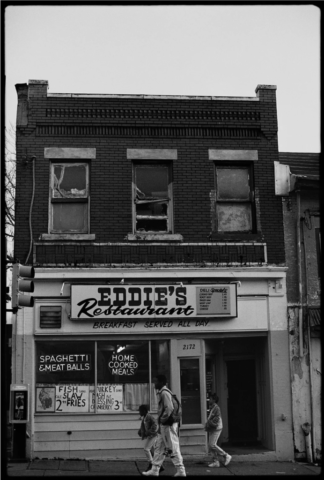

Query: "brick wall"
<box><xmin>14</xmin><ymin>83</ymin><xmax>285</xmax><ymax>265</ymax></box>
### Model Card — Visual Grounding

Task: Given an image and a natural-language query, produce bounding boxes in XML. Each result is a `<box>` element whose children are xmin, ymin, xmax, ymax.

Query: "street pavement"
<box><xmin>5</xmin><ymin>457</ymin><xmax>321</xmax><ymax>477</ymax></box>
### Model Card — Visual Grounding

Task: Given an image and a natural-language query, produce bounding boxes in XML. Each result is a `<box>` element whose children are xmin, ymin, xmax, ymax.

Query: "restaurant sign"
<box><xmin>71</xmin><ymin>284</ymin><xmax>237</xmax><ymax>320</ymax></box>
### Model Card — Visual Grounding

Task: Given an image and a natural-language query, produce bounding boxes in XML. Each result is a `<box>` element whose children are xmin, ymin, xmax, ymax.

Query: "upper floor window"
<box><xmin>133</xmin><ymin>163</ymin><xmax>173</xmax><ymax>234</ymax></box>
<box><xmin>215</xmin><ymin>165</ymin><xmax>255</xmax><ymax>233</ymax></box>
<box><xmin>50</xmin><ymin>162</ymin><xmax>89</xmax><ymax>233</ymax></box>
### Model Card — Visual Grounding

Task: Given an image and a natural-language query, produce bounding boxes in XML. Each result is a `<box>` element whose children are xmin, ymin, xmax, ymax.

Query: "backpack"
<box><xmin>161</xmin><ymin>388</ymin><xmax>182</xmax><ymax>426</ymax></box>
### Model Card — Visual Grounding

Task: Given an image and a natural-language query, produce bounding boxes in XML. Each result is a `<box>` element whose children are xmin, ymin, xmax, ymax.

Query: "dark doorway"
<box><xmin>226</xmin><ymin>359</ymin><xmax>258</xmax><ymax>444</ymax></box>
<box><xmin>180</xmin><ymin>358</ymin><xmax>201</xmax><ymax>424</ymax></box>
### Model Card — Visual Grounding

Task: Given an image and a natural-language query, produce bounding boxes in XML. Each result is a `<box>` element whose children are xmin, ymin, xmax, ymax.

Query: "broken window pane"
<box><xmin>136</xmin><ymin>166</ymin><xmax>168</xmax><ymax>200</ymax></box>
<box><xmin>136</xmin><ymin>218</ymin><xmax>168</xmax><ymax>232</ymax></box>
<box><xmin>217</xmin><ymin>168</ymin><xmax>250</xmax><ymax>200</ymax></box>
<box><xmin>53</xmin><ymin>164</ymin><xmax>87</xmax><ymax>198</ymax></box>
<box><xmin>217</xmin><ymin>204</ymin><xmax>252</xmax><ymax>232</ymax></box>
<box><xmin>134</xmin><ymin>164</ymin><xmax>171</xmax><ymax>233</ymax></box>
<box><xmin>136</xmin><ymin>201</ymin><xmax>168</xmax><ymax>217</ymax></box>
<box><xmin>51</xmin><ymin>163</ymin><xmax>89</xmax><ymax>234</ymax></box>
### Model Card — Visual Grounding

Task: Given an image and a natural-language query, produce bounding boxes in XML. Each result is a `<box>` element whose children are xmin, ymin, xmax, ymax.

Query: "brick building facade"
<box><xmin>11</xmin><ymin>80</ymin><xmax>294</xmax><ymax>461</ymax></box>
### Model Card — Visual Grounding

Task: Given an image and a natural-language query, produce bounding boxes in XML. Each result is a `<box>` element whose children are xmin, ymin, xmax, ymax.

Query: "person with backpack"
<box><xmin>142</xmin><ymin>374</ymin><xmax>186</xmax><ymax>477</ymax></box>
<box><xmin>137</xmin><ymin>404</ymin><xmax>163</xmax><ymax>472</ymax></box>
<box><xmin>204</xmin><ymin>393</ymin><xmax>232</xmax><ymax>468</ymax></box>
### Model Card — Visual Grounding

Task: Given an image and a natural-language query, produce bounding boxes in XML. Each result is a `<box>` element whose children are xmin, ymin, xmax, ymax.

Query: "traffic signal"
<box><xmin>12</xmin><ymin>264</ymin><xmax>35</xmax><ymax>310</ymax></box>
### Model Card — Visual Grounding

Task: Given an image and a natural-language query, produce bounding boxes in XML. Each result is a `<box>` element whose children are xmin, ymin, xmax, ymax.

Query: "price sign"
<box><xmin>55</xmin><ymin>385</ymin><xmax>89</xmax><ymax>413</ymax></box>
<box><xmin>90</xmin><ymin>384</ymin><xmax>123</xmax><ymax>413</ymax></box>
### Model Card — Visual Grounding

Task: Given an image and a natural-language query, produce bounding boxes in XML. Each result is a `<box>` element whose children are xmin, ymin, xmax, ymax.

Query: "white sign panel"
<box><xmin>90</xmin><ymin>384</ymin><xmax>123</xmax><ymax>413</ymax></box>
<box><xmin>55</xmin><ymin>385</ymin><xmax>90</xmax><ymax>413</ymax></box>
<box><xmin>71</xmin><ymin>284</ymin><xmax>237</xmax><ymax>320</ymax></box>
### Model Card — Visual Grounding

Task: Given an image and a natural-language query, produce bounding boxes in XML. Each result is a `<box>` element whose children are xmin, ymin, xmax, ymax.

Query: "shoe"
<box><xmin>174</xmin><ymin>470</ymin><xmax>186</xmax><ymax>477</ymax></box>
<box><xmin>224</xmin><ymin>454</ymin><xmax>232</xmax><ymax>466</ymax></box>
<box><xmin>142</xmin><ymin>465</ymin><xmax>159</xmax><ymax>476</ymax></box>
<box><xmin>145</xmin><ymin>463</ymin><xmax>153</xmax><ymax>472</ymax></box>
<box><xmin>208</xmin><ymin>461</ymin><xmax>220</xmax><ymax>467</ymax></box>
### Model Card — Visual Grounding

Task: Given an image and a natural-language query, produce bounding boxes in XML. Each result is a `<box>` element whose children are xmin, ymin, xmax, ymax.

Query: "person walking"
<box><xmin>142</xmin><ymin>374</ymin><xmax>186</xmax><ymax>477</ymax></box>
<box><xmin>205</xmin><ymin>393</ymin><xmax>232</xmax><ymax>468</ymax></box>
<box><xmin>138</xmin><ymin>404</ymin><xmax>160</xmax><ymax>472</ymax></box>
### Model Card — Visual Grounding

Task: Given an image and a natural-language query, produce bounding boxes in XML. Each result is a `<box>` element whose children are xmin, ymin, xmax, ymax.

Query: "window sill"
<box><xmin>209</xmin><ymin>233</ymin><xmax>263</xmax><ymax>242</ymax></box>
<box><xmin>41</xmin><ymin>234</ymin><xmax>96</xmax><ymax>241</ymax></box>
<box><xmin>127</xmin><ymin>233</ymin><xmax>183</xmax><ymax>242</ymax></box>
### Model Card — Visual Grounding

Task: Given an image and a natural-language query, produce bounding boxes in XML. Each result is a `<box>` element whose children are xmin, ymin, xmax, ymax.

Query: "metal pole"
<box><xmin>296</xmin><ymin>191</ymin><xmax>303</xmax><ymax>357</ymax></box>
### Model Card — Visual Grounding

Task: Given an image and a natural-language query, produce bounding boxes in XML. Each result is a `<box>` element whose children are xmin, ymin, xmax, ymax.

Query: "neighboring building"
<box><xmin>277</xmin><ymin>153</ymin><xmax>321</xmax><ymax>462</ymax></box>
<box><xmin>12</xmin><ymin>80</ymin><xmax>294</xmax><ymax>461</ymax></box>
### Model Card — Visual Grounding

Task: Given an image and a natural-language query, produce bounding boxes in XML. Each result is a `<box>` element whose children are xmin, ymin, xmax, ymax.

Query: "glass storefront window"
<box><xmin>35</xmin><ymin>340</ymin><xmax>170</xmax><ymax>414</ymax></box>
<box><xmin>97</xmin><ymin>340</ymin><xmax>149</xmax><ymax>412</ymax></box>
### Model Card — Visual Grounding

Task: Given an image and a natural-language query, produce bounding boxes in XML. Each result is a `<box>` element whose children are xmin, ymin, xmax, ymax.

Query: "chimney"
<box><xmin>255</xmin><ymin>84</ymin><xmax>277</xmax><ymax>101</ymax></box>
<box><xmin>15</xmin><ymin>83</ymin><xmax>28</xmax><ymax>126</ymax></box>
<box><xmin>28</xmin><ymin>79</ymin><xmax>49</xmax><ymax>98</ymax></box>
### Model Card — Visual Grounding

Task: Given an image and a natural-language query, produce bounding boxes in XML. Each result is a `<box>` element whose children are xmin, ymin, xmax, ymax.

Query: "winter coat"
<box><xmin>138</xmin><ymin>412</ymin><xmax>159</xmax><ymax>439</ymax></box>
<box><xmin>205</xmin><ymin>403</ymin><xmax>223</xmax><ymax>432</ymax></box>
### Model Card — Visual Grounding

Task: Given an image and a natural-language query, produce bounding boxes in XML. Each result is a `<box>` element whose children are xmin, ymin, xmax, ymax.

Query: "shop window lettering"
<box><xmin>108</xmin><ymin>353</ymin><xmax>139</xmax><ymax>375</ymax></box>
<box><xmin>36</xmin><ymin>340</ymin><xmax>169</xmax><ymax>413</ymax></box>
<box><xmin>38</xmin><ymin>354</ymin><xmax>91</xmax><ymax>372</ymax></box>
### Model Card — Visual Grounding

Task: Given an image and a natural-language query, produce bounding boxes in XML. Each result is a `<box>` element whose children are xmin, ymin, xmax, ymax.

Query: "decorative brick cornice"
<box><xmin>37</xmin><ymin>124</ymin><xmax>261</xmax><ymax>138</ymax></box>
<box><xmin>34</xmin><ymin>242</ymin><xmax>267</xmax><ymax>267</ymax></box>
<box><xmin>46</xmin><ymin>108</ymin><xmax>261</xmax><ymax>122</ymax></box>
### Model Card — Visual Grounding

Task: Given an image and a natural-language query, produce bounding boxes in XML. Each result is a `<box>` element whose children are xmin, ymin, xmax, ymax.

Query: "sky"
<box><xmin>4</xmin><ymin>4</ymin><xmax>321</xmax><ymax>152</ymax></box>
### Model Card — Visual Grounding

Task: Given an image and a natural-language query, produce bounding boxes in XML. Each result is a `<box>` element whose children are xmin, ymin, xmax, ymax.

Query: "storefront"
<box><xmin>12</xmin><ymin>267</ymin><xmax>294</xmax><ymax>460</ymax></box>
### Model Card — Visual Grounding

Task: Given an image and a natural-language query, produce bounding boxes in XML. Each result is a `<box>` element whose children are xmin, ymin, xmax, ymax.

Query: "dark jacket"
<box><xmin>138</xmin><ymin>412</ymin><xmax>159</xmax><ymax>439</ymax></box>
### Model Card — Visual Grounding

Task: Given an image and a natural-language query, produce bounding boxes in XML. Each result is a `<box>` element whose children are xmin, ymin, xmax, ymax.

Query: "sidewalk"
<box><xmin>6</xmin><ymin>457</ymin><xmax>321</xmax><ymax>476</ymax></box>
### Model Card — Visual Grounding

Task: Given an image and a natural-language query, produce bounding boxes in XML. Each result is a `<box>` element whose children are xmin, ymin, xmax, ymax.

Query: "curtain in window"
<box><xmin>123</xmin><ymin>383</ymin><xmax>159</xmax><ymax>411</ymax></box>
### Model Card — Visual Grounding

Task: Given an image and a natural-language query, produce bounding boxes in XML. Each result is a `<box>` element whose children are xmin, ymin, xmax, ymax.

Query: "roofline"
<box><xmin>47</xmin><ymin>93</ymin><xmax>259</xmax><ymax>102</ymax></box>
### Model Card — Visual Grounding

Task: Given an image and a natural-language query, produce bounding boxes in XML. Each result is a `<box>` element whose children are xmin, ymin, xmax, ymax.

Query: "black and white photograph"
<box><xmin>3</xmin><ymin>2</ymin><xmax>320</xmax><ymax>476</ymax></box>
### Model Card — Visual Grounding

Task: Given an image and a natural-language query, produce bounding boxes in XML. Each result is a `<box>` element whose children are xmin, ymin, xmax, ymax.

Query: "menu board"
<box><xmin>90</xmin><ymin>384</ymin><xmax>123</xmax><ymax>413</ymax></box>
<box><xmin>36</xmin><ymin>384</ymin><xmax>124</xmax><ymax>413</ymax></box>
<box><xmin>55</xmin><ymin>385</ymin><xmax>90</xmax><ymax>413</ymax></box>
<box><xmin>197</xmin><ymin>286</ymin><xmax>230</xmax><ymax>315</ymax></box>
<box><xmin>206</xmin><ymin>372</ymin><xmax>213</xmax><ymax>397</ymax></box>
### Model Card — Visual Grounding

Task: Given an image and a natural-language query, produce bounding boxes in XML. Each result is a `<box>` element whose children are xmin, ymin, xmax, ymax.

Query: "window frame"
<box><xmin>132</xmin><ymin>161</ymin><xmax>174</xmax><ymax>234</ymax></box>
<box><xmin>214</xmin><ymin>162</ymin><xmax>256</xmax><ymax>234</ymax></box>
<box><xmin>49</xmin><ymin>160</ymin><xmax>90</xmax><ymax>234</ymax></box>
<box><xmin>35</xmin><ymin>339</ymin><xmax>170</xmax><ymax>414</ymax></box>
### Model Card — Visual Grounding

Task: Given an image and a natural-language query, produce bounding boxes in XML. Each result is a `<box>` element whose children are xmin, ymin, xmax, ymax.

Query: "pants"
<box><xmin>208</xmin><ymin>429</ymin><xmax>228</xmax><ymax>460</ymax></box>
<box><xmin>143</xmin><ymin>435</ymin><xmax>158</xmax><ymax>462</ymax></box>
<box><xmin>152</xmin><ymin>423</ymin><xmax>185</xmax><ymax>470</ymax></box>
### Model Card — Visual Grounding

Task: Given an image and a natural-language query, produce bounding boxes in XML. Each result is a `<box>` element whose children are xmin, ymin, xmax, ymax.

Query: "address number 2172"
<box><xmin>183</xmin><ymin>344</ymin><xmax>196</xmax><ymax>350</ymax></box>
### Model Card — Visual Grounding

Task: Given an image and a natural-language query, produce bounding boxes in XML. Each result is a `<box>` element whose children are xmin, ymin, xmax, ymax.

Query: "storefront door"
<box><xmin>180</xmin><ymin>358</ymin><xmax>201</xmax><ymax>425</ymax></box>
<box><xmin>226</xmin><ymin>359</ymin><xmax>258</xmax><ymax>444</ymax></box>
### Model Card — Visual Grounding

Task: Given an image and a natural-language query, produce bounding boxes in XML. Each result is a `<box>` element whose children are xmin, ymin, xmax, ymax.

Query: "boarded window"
<box><xmin>215</xmin><ymin>166</ymin><xmax>255</xmax><ymax>233</ymax></box>
<box><xmin>50</xmin><ymin>163</ymin><xmax>89</xmax><ymax>233</ymax></box>
<box><xmin>133</xmin><ymin>164</ymin><xmax>173</xmax><ymax>233</ymax></box>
